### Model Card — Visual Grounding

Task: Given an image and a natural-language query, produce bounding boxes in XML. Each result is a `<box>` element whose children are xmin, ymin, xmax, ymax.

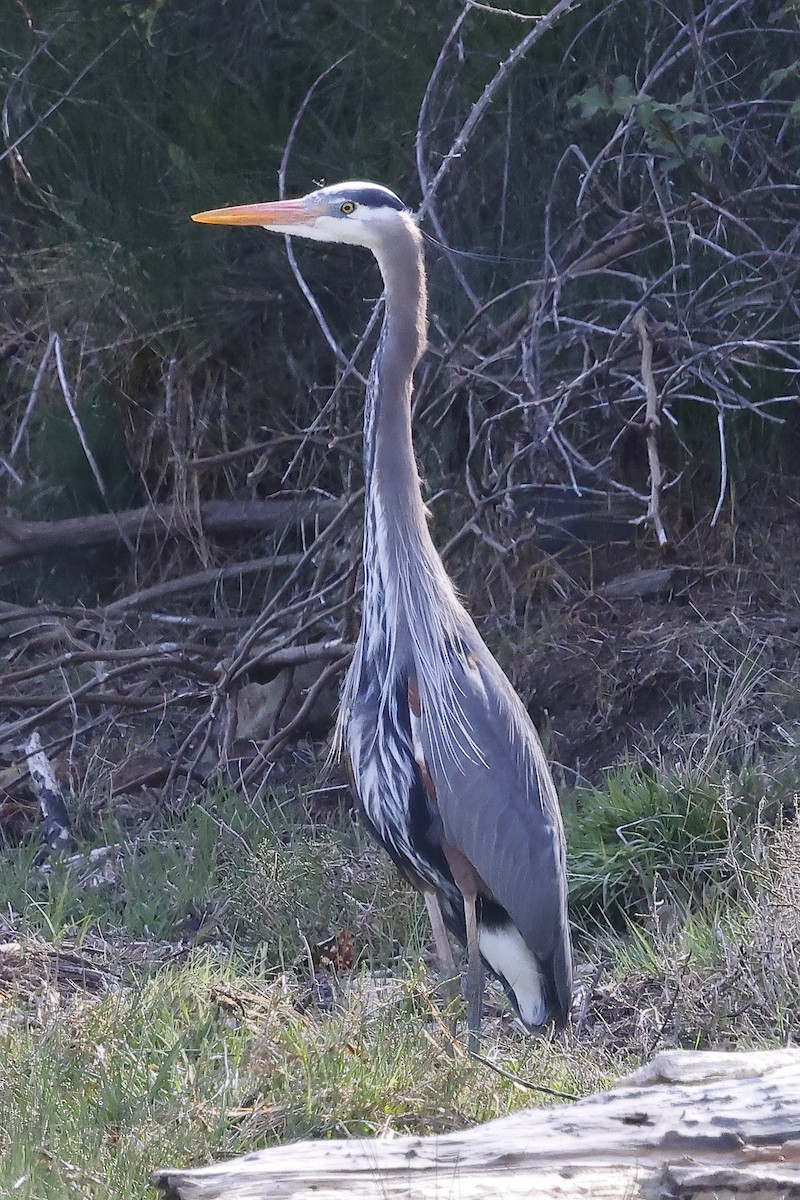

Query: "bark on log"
<box><xmin>0</xmin><ymin>499</ymin><xmax>341</xmax><ymax>566</ymax></box>
<box><xmin>152</xmin><ymin>1049</ymin><xmax>800</xmax><ymax>1200</ymax></box>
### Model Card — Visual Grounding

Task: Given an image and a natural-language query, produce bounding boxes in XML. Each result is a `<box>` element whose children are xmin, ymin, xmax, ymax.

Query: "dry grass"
<box><xmin>1</xmin><ymin>744</ymin><xmax>799</xmax><ymax>1198</ymax></box>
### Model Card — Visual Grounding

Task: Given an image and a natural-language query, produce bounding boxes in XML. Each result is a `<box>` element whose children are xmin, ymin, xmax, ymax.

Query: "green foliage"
<box><xmin>1</xmin><ymin>784</ymin><xmax>421</xmax><ymax>968</ymax></box>
<box><xmin>568</xmin><ymin>75</ymin><xmax>725</xmax><ymax>168</ymax></box>
<box><xmin>1</xmin><ymin>787</ymin><xmax>265</xmax><ymax>942</ymax></box>
<box><xmin>0</xmin><ymin>950</ymin><xmax>615</xmax><ymax>1199</ymax></box>
<box><xmin>1</xmin><ymin>762</ymin><xmax>797</xmax><ymax>1196</ymax></box>
<box><xmin>0</xmin><ymin>783</ymin><xmax>621</xmax><ymax>1199</ymax></box>
<box><xmin>564</xmin><ymin>764</ymin><xmax>760</xmax><ymax>927</ymax></box>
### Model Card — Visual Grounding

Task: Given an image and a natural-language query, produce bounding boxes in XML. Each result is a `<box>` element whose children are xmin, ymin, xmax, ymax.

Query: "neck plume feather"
<box><xmin>361</xmin><ymin>213</ymin><xmax>463</xmax><ymax>648</ymax></box>
<box><xmin>337</xmin><ymin>212</ymin><xmax>478</xmax><ymax>771</ymax></box>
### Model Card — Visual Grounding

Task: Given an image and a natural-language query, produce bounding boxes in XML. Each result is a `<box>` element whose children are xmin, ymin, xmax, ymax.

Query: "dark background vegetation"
<box><xmin>1</xmin><ymin>0</ymin><xmax>799</xmax><ymax>811</ymax></box>
<box><xmin>3</xmin><ymin>0</ymin><xmax>797</xmax><ymax>567</ymax></box>
<box><xmin>2</xmin><ymin>0</ymin><xmax>799</xmax><ymax>779</ymax></box>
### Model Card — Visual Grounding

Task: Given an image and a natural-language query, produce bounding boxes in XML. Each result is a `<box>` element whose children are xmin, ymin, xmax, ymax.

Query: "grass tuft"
<box><xmin>562</xmin><ymin>756</ymin><xmax>781</xmax><ymax>929</ymax></box>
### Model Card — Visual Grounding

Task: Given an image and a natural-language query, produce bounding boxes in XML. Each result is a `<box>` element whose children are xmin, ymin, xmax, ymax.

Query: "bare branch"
<box><xmin>634</xmin><ymin>311</ymin><xmax>668</xmax><ymax>547</ymax></box>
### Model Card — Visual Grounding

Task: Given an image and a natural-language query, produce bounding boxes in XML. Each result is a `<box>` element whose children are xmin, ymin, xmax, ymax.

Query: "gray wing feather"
<box><xmin>417</xmin><ymin>630</ymin><xmax>571</xmax><ymax>1010</ymax></box>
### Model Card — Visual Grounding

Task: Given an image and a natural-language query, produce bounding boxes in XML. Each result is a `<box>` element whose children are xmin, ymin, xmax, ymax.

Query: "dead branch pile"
<box><xmin>0</xmin><ymin>499</ymin><xmax>356</xmax><ymax>819</ymax></box>
<box><xmin>412</xmin><ymin>0</ymin><xmax>800</xmax><ymax>557</ymax></box>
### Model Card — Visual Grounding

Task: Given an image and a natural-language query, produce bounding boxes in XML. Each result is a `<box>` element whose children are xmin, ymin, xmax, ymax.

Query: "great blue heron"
<box><xmin>192</xmin><ymin>183</ymin><xmax>573</xmax><ymax>1046</ymax></box>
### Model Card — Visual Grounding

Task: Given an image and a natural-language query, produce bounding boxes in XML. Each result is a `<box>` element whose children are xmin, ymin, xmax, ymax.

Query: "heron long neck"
<box><xmin>361</xmin><ymin>219</ymin><xmax>441</xmax><ymax>608</ymax></box>
<box><xmin>365</xmin><ymin>217</ymin><xmax>427</xmax><ymax>516</ymax></box>
<box><xmin>358</xmin><ymin>216</ymin><xmax>463</xmax><ymax>677</ymax></box>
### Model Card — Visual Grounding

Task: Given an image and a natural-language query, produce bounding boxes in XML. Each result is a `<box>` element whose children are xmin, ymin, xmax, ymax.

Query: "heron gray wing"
<box><xmin>415</xmin><ymin>631</ymin><xmax>572</xmax><ymax>1016</ymax></box>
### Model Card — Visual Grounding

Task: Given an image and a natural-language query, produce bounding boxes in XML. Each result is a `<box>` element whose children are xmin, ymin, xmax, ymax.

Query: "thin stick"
<box><xmin>53</xmin><ymin>333</ymin><xmax>137</xmax><ymax>557</ymax></box>
<box><xmin>0</xmin><ymin>454</ymin><xmax>23</xmax><ymax>486</ymax></box>
<box><xmin>634</xmin><ymin>311</ymin><xmax>668</xmax><ymax>547</ymax></box>
<box><xmin>277</xmin><ymin>54</ymin><xmax>365</xmax><ymax>380</ymax></box>
<box><xmin>10</xmin><ymin>330</ymin><xmax>56</xmax><ymax>460</ymax></box>
<box><xmin>465</xmin><ymin>0</ymin><xmax>544</xmax><ymax>16</ymax></box>
<box><xmin>0</xmin><ymin>31</ymin><xmax>126</xmax><ymax>168</ymax></box>
<box><xmin>711</xmin><ymin>406</ymin><xmax>728</xmax><ymax>528</ymax></box>
<box><xmin>415</xmin><ymin>7</ymin><xmax>482</xmax><ymax>311</ymax></box>
<box><xmin>573</xmin><ymin>960</ymin><xmax>604</xmax><ymax>1040</ymax></box>
<box><xmin>101</xmin><ymin>554</ymin><xmax>304</xmax><ymax>615</ymax></box>
<box><xmin>469</xmin><ymin>1051</ymin><xmax>579</xmax><ymax>1100</ymax></box>
<box><xmin>417</xmin><ymin>0</ymin><xmax>581</xmax><ymax>220</ymax></box>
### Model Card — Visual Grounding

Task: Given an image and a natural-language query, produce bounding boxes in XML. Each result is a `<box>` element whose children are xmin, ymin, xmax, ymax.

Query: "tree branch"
<box><xmin>0</xmin><ymin>498</ymin><xmax>341</xmax><ymax>566</ymax></box>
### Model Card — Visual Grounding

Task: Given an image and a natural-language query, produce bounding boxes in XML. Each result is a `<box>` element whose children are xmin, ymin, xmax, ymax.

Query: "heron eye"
<box><xmin>340</xmin><ymin>201</ymin><xmax>356</xmax><ymax>215</ymax></box>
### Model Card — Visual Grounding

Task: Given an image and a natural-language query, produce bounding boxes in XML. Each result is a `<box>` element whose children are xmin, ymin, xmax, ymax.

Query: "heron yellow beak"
<box><xmin>190</xmin><ymin>197</ymin><xmax>323</xmax><ymax>227</ymax></box>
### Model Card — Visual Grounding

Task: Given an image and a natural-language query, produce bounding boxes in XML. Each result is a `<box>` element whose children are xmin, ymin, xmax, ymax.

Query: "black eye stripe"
<box><xmin>331</xmin><ymin>185</ymin><xmax>406</xmax><ymax>211</ymax></box>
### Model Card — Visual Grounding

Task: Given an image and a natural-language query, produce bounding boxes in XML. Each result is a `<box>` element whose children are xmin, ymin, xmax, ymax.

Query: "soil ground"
<box><xmin>503</xmin><ymin>486</ymin><xmax>800</xmax><ymax>783</ymax></box>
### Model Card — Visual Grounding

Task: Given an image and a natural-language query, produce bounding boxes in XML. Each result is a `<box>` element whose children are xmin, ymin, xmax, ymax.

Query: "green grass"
<box><xmin>1</xmin><ymin>754</ymin><xmax>798</xmax><ymax>1199</ymax></box>
<box><xmin>0</xmin><ymin>785</ymin><xmax>620</xmax><ymax>1200</ymax></box>
<box><xmin>0</xmin><ymin>950</ymin><xmax>621</xmax><ymax>1200</ymax></box>
<box><xmin>1</xmin><ymin>787</ymin><xmax>266</xmax><ymax>943</ymax></box>
<box><xmin>1</xmin><ymin>786</ymin><xmax>427</xmax><ymax>962</ymax></box>
<box><xmin>562</xmin><ymin>760</ymin><xmax>776</xmax><ymax>928</ymax></box>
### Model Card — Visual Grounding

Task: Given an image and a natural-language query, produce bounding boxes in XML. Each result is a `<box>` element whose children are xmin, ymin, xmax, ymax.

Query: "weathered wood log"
<box><xmin>25</xmin><ymin>730</ymin><xmax>73</xmax><ymax>851</ymax></box>
<box><xmin>152</xmin><ymin>1049</ymin><xmax>800</xmax><ymax>1199</ymax></box>
<box><xmin>0</xmin><ymin>498</ymin><xmax>341</xmax><ymax>566</ymax></box>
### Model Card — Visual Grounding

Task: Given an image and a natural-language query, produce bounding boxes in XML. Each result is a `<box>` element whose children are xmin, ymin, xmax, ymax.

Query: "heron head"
<box><xmin>191</xmin><ymin>181</ymin><xmax>412</xmax><ymax>250</ymax></box>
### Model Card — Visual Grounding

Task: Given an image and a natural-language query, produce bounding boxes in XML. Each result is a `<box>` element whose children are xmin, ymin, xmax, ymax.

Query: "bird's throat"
<box><xmin>365</xmin><ymin>222</ymin><xmax>431</xmax><ymax>562</ymax></box>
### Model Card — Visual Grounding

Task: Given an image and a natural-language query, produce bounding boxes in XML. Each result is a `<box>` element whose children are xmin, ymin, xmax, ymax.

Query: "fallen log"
<box><xmin>0</xmin><ymin>498</ymin><xmax>341</xmax><ymax>566</ymax></box>
<box><xmin>152</xmin><ymin>1048</ymin><xmax>800</xmax><ymax>1200</ymax></box>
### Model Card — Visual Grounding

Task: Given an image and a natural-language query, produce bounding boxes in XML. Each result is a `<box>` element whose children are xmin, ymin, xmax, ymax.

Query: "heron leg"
<box><xmin>424</xmin><ymin>890</ymin><xmax>456</xmax><ymax>977</ymax></box>
<box><xmin>463</xmin><ymin>892</ymin><xmax>483</xmax><ymax>1053</ymax></box>
<box><xmin>439</xmin><ymin>841</ymin><xmax>485</xmax><ymax>1051</ymax></box>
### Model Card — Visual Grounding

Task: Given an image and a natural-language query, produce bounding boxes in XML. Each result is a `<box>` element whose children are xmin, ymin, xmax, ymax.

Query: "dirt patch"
<box><xmin>508</xmin><ymin>497</ymin><xmax>800</xmax><ymax>782</ymax></box>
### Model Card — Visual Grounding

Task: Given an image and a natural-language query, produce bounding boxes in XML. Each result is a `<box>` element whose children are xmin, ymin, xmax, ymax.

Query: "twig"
<box><xmin>10</xmin><ymin>331</ymin><xmax>56</xmax><ymax>460</ymax></box>
<box><xmin>711</xmin><ymin>406</ymin><xmax>728</xmax><ymax>528</ymax></box>
<box><xmin>1</xmin><ymin>688</ymin><xmax>207</xmax><ymax>713</ymax></box>
<box><xmin>469</xmin><ymin>1051</ymin><xmax>579</xmax><ymax>1100</ymax></box>
<box><xmin>634</xmin><ymin>311</ymin><xmax>668</xmax><ymax>547</ymax></box>
<box><xmin>0</xmin><ymin>31</ymin><xmax>126</xmax><ymax>167</ymax></box>
<box><xmin>417</xmin><ymin>0</ymin><xmax>581</xmax><ymax>219</ymax></box>
<box><xmin>646</xmin><ymin>954</ymin><xmax>691</xmax><ymax>1056</ymax></box>
<box><xmin>574</xmin><ymin>960</ymin><xmax>604</xmax><ymax>1040</ymax></box>
<box><xmin>415</xmin><ymin>7</ymin><xmax>483</xmax><ymax>311</ymax></box>
<box><xmin>101</xmin><ymin>554</ymin><xmax>304</xmax><ymax>615</ymax></box>
<box><xmin>53</xmin><ymin>333</ymin><xmax>137</xmax><ymax>558</ymax></box>
<box><xmin>464</xmin><ymin>0</ymin><xmax>543</xmax><ymax>16</ymax></box>
<box><xmin>3</xmin><ymin>645</ymin><xmax>218</xmax><ymax>689</ymax></box>
<box><xmin>277</xmin><ymin>53</ymin><xmax>366</xmax><ymax>381</ymax></box>
<box><xmin>0</xmin><ymin>454</ymin><xmax>23</xmax><ymax>486</ymax></box>
<box><xmin>238</xmin><ymin>639</ymin><xmax>353</xmax><ymax>674</ymax></box>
